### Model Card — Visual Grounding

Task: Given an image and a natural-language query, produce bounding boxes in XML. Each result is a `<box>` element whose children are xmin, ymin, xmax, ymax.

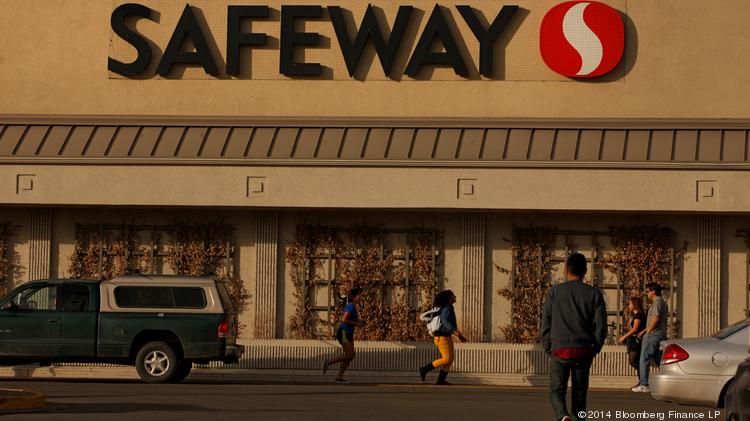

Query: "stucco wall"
<box><xmin>1</xmin><ymin>207</ymin><xmax>745</xmax><ymax>341</ymax></box>
<box><xmin>2</xmin><ymin>0</ymin><xmax>750</xmax><ymax>118</ymax></box>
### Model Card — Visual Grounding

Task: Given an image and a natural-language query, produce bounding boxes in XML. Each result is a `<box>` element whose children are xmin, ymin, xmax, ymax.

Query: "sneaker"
<box><xmin>334</xmin><ymin>378</ymin><xmax>350</xmax><ymax>384</ymax></box>
<box><xmin>322</xmin><ymin>359</ymin><xmax>330</xmax><ymax>374</ymax></box>
<box><xmin>631</xmin><ymin>384</ymin><xmax>650</xmax><ymax>393</ymax></box>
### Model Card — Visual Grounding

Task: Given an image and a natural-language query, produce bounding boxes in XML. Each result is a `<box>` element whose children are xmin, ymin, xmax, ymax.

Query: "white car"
<box><xmin>650</xmin><ymin>320</ymin><xmax>748</xmax><ymax>408</ymax></box>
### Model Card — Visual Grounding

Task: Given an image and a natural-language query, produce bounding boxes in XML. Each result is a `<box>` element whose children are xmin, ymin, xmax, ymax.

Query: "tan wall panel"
<box><xmin>2</xmin><ymin>165</ymin><xmax>750</xmax><ymax>213</ymax></box>
<box><xmin>363</xmin><ymin>128</ymin><xmax>390</xmax><ymax>159</ymax></box>
<box><xmin>601</xmin><ymin>130</ymin><xmax>625</xmax><ymax>161</ymax></box>
<box><xmin>625</xmin><ymin>130</ymin><xmax>649</xmax><ymax>161</ymax></box>
<box><xmin>340</xmin><ymin>128</ymin><xmax>367</xmax><ymax>159</ymax></box>
<box><xmin>293</xmin><ymin>128</ymin><xmax>322</xmax><ymax>159</ymax></box>
<box><xmin>200</xmin><ymin>127</ymin><xmax>231</xmax><ymax>158</ymax></box>
<box><xmin>723</xmin><ymin>131</ymin><xmax>747</xmax><ymax>162</ymax></box>
<box><xmin>246</xmin><ymin>127</ymin><xmax>272</xmax><ymax>158</ymax></box>
<box><xmin>458</xmin><ymin>129</ymin><xmax>484</xmax><ymax>160</ymax></box>
<box><xmin>6</xmin><ymin>1</ymin><xmax>750</xmax><ymax>118</ymax></box>
<box><xmin>387</xmin><ymin>128</ymin><xmax>414</xmax><ymax>160</ymax></box>
<box><xmin>37</xmin><ymin>126</ymin><xmax>72</xmax><ymax>157</ymax></box>
<box><xmin>650</xmin><ymin>130</ymin><xmax>674</xmax><ymax>162</ymax></box>
<box><xmin>481</xmin><ymin>129</ymin><xmax>508</xmax><ymax>160</ymax></box>
<box><xmin>317</xmin><ymin>128</ymin><xmax>344</xmax><ymax>159</ymax></box>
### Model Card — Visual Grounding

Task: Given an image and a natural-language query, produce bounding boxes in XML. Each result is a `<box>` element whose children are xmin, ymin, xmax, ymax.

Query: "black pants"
<box><xmin>549</xmin><ymin>355</ymin><xmax>593</xmax><ymax>421</ymax></box>
<box><xmin>628</xmin><ymin>350</ymin><xmax>640</xmax><ymax>372</ymax></box>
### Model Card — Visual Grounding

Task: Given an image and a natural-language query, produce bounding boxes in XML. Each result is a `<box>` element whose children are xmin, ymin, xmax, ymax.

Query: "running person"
<box><xmin>418</xmin><ymin>290</ymin><xmax>467</xmax><ymax>385</ymax></box>
<box><xmin>323</xmin><ymin>288</ymin><xmax>365</xmax><ymax>383</ymax></box>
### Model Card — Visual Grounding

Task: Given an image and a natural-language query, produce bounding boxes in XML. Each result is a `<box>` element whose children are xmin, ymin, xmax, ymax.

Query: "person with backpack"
<box><xmin>542</xmin><ymin>253</ymin><xmax>607</xmax><ymax>421</ymax></box>
<box><xmin>417</xmin><ymin>289</ymin><xmax>467</xmax><ymax>385</ymax></box>
<box><xmin>323</xmin><ymin>287</ymin><xmax>366</xmax><ymax>383</ymax></box>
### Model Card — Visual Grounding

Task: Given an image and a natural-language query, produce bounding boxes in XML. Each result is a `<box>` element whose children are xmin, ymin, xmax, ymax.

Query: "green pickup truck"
<box><xmin>0</xmin><ymin>275</ymin><xmax>244</xmax><ymax>383</ymax></box>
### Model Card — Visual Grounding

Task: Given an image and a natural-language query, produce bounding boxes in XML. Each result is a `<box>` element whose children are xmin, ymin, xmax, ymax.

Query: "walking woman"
<box><xmin>323</xmin><ymin>288</ymin><xmax>365</xmax><ymax>383</ymax></box>
<box><xmin>418</xmin><ymin>290</ymin><xmax>467</xmax><ymax>385</ymax></box>
<box><xmin>618</xmin><ymin>296</ymin><xmax>646</xmax><ymax>384</ymax></box>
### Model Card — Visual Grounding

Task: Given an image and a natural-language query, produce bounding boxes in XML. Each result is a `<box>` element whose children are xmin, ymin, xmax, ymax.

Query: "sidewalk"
<box><xmin>0</xmin><ymin>366</ymin><xmax>638</xmax><ymax>389</ymax></box>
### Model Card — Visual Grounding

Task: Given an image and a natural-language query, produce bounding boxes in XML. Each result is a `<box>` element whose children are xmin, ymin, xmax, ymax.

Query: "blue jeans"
<box><xmin>639</xmin><ymin>333</ymin><xmax>665</xmax><ymax>386</ymax></box>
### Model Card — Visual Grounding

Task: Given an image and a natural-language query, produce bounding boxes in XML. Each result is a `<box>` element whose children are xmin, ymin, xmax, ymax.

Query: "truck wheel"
<box><xmin>170</xmin><ymin>361</ymin><xmax>193</xmax><ymax>383</ymax></box>
<box><xmin>135</xmin><ymin>341</ymin><xmax>178</xmax><ymax>383</ymax></box>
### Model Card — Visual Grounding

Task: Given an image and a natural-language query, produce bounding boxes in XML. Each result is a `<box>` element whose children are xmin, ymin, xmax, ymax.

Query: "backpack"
<box><xmin>419</xmin><ymin>307</ymin><xmax>442</xmax><ymax>336</ymax></box>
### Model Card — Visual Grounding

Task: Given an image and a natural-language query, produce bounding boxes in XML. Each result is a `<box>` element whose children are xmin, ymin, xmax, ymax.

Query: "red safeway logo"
<box><xmin>540</xmin><ymin>1</ymin><xmax>624</xmax><ymax>78</ymax></box>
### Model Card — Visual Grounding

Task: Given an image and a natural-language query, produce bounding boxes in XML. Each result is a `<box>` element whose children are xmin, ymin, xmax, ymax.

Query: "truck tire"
<box><xmin>135</xmin><ymin>341</ymin><xmax>179</xmax><ymax>383</ymax></box>
<box><xmin>170</xmin><ymin>361</ymin><xmax>193</xmax><ymax>383</ymax></box>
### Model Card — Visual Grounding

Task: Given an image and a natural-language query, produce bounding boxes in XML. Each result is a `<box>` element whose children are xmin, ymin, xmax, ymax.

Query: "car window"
<box><xmin>60</xmin><ymin>284</ymin><xmax>91</xmax><ymax>312</ymax></box>
<box><xmin>10</xmin><ymin>285</ymin><xmax>58</xmax><ymax>311</ymax></box>
<box><xmin>714</xmin><ymin>319</ymin><xmax>748</xmax><ymax>340</ymax></box>
<box><xmin>114</xmin><ymin>286</ymin><xmax>206</xmax><ymax>309</ymax></box>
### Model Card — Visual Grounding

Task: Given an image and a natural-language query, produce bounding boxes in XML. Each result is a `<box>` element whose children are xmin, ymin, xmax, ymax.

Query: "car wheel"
<box><xmin>170</xmin><ymin>361</ymin><xmax>192</xmax><ymax>383</ymax></box>
<box><xmin>135</xmin><ymin>341</ymin><xmax>179</xmax><ymax>383</ymax></box>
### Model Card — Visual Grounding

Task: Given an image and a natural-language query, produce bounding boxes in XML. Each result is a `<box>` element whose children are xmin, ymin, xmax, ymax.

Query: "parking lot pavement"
<box><xmin>0</xmin><ymin>380</ymin><xmax>723</xmax><ymax>421</ymax></box>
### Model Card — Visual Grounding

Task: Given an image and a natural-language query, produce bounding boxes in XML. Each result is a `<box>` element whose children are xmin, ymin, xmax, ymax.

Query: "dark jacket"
<box><xmin>541</xmin><ymin>280</ymin><xmax>607</xmax><ymax>354</ymax></box>
<box><xmin>435</xmin><ymin>304</ymin><xmax>458</xmax><ymax>336</ymax></box>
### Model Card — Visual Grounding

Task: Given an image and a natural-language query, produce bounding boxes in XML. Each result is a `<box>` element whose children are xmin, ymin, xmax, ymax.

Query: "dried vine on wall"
<box><xmin>68</xmin><ymin>228</ymin><xmax>151</xmax><ymax>280</ymax></box>
<box><xmin>68</xmin><ymin>222</ymin><xmax>249</xmax><ymax>314</ymax></box>
<box><xmin>498</xmin><ymin>225</ymin><xmax>683</xmax><ymax>343</ymax></box>
<box><xmin>286</xmin><ymin>225</ymin><xmax>439</xmax><ymax>341</ymax></box>
<box><xmin>498</xmin><ymin>226</ymin><xmax>556</xmax><ymax>344</ymax></box>
<box><xmin>599</xmin><ymin>225</ymin><xmax>681</xmax><ymax>338</ymax></box>
<box><xmin>0</xmin><ymin>223</ymin><xmax>11</xmax><ymax>298</ymax></box>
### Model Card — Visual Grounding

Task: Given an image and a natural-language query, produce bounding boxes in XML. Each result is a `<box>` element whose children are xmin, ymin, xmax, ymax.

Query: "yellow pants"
<box><xmin>431</xmin><ymin>336</ymin><xmax>454</xmax><ymax>370</ymax></box>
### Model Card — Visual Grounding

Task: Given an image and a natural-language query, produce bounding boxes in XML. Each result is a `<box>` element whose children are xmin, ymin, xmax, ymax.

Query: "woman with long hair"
<box><xmin>323</xmin><ymin>287</ymin><xmax>365</xmax><ymax>383</ymax></box>
<box><xmin>618</xmin><ymin>296</ymin><xmax>647</xmax><ymax>384</ymax></box>
<box><xmin>418</xmin><ymin>289</ymin><xmax>467</xmax><ymax>385</ymax></box>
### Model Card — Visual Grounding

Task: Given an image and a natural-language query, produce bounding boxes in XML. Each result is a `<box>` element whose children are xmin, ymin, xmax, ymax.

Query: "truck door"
<box><xmin>59</xmin><ymin>283</ymin><xmax>97</xmax><ymax>357</ymax></box>
<box><xmin>0</xmin><ymin>284</ymin><xmax>61</xmax><ymax>357</ymax></box>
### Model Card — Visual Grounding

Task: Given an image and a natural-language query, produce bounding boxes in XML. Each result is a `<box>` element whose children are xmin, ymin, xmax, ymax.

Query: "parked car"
<box><xmin>0</xmin><ymin>275</ymin><xmax>243</xmax><ymax>383</ymax></box>
<box><xmin>650</xmin><ymin>320</ymin><xmax>748</xmax><ymax>408</ymax></box>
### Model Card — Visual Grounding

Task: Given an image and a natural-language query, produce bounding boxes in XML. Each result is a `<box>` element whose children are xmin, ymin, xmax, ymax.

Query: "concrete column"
<box><xmin>29</xmin><ymin>208</ymin><xmax>52</xmax><ymax>281</ymax></box>
<box><xmin>461</xmin><ymin>213</ymin><xmax>486</xmax><ymax>341</ymax></box>
<box><xmin>254</xmin><ymin>210</ymin><xmax>279</xmax><ymax>339</ymax></box>
<box><xmin>697</xmin><ymin>215</ymin><xmax>721</xmax><ymax>336</ymax></box>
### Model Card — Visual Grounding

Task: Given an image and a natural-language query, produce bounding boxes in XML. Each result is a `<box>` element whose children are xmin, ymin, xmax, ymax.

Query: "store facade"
<box><xmin>1</xmin><ymin>0</ymin><xmax>750</xmax><ymax>379</ymax></box>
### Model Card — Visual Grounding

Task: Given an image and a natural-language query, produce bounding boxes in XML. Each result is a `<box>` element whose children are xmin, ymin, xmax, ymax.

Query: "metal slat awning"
<box><xmin>1</xmin><ymin>116</ymin><xmax>749</xmax><ymax>168</ymax></box>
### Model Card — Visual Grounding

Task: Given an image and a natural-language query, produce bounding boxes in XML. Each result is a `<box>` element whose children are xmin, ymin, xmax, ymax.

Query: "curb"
<box><xmin>0</xmin><ymin>388</ymin><xmax>46</xmax><ymax>411</ymax></box>
<box><xmin>0</xmin><ymin>366</ymin><xmax>638</xmax><ymax>389</ymax></box>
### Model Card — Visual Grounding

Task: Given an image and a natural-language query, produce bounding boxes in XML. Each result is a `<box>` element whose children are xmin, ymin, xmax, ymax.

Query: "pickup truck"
<box><xmin>0</xmin><ymin>275</ymin><xmax>244</xmax><ymax>383</ymax></box>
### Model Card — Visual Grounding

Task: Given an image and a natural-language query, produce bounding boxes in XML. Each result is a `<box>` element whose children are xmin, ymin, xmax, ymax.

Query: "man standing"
<box><xmin>632</xmin><ymin>282</ymin><xmax>669</xmax><ymax>393</ymax></box>
<box><xmin>542</xmin><ymin>253</ymin><xmax>607</xmax><ymax>421</ymax></box>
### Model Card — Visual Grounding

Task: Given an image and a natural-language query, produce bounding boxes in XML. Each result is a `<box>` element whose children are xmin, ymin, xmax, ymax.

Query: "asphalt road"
<box><xmin>0</xmin><ymin>380</ymin><xmax>723</xmax><ymax>421</ymax></box>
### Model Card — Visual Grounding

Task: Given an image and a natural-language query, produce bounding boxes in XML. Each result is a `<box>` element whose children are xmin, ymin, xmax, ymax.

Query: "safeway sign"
<box><xmin>540</xmin><ymin>1</ymin><xmax>624</xmax><ymax>78</ymax></box>
<box><xmin>108</xmin><ymin>1</ymin><xmax>626</xmax><ymax>80</ymax></box>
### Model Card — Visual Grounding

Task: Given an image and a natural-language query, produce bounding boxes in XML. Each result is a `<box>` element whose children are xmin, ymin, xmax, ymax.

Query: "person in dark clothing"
<box><xmin>541</xmin><ymin>253</ymin><xmax>607</xmax><ymax>421</ymax></box>
<box><xmin>418</xmin><ymin>290</ymin><xmax>467</xmax><ymax>385</ymax></box>
<box><xmin>323</xmin><ymin>288</ymin><xmax>366</xmax><ymax>383</ymax></box>
<box><xmin>618</xmin><ymin>296</ymin><xmax>646</xmax><ymax>385</ymax></box>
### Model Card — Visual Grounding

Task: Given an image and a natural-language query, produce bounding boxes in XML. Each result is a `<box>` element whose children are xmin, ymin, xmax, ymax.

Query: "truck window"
<box><xmin>10</xmin><ymin>285</ymin><xmax>58</xmax><ymax>311</ymax></box>
<box><xmin>114</xmin><ymin>286</ymin><xmax>206</xmax><ymax>309</ymax></box>
<box><xmin>60</xmin><ymin>284</ymin><xmax>91</xmax><ymax>312</ymax></box>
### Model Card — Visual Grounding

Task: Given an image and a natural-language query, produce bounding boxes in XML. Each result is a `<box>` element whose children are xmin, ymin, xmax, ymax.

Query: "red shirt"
<box><xmin>552</xmin><ymin>346</ymin><xmax>594</xmax><ymax>359</ymax></box>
